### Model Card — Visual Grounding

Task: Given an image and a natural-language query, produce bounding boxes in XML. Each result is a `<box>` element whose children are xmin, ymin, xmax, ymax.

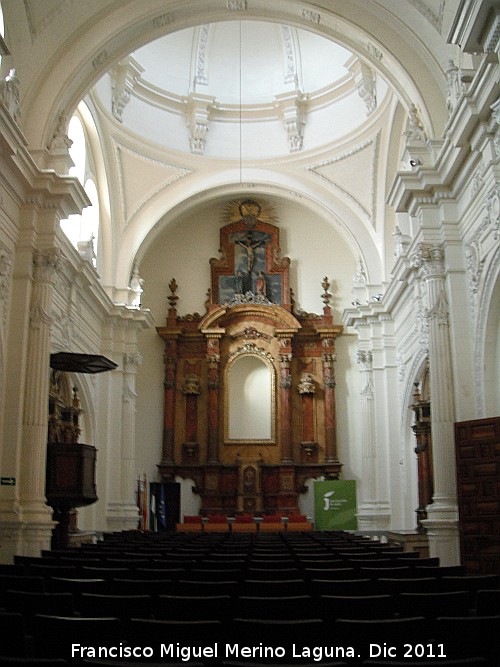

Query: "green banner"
<box><xmin>314</xmin><ymin>480</ymin><xmax>358</xmax><ymax>530</ymax></box>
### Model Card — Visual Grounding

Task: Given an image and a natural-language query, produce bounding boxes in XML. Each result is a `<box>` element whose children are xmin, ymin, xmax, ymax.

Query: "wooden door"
<box><xmin>454</xmin><ymin>416</ymin><xmax>500</xmax><ymax>573</ymax></box>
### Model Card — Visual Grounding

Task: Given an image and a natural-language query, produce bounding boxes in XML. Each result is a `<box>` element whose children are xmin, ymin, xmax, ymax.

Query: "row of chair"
<box><xmin>0</xmin><ymin>611</ymin><xmax>497</xmax><ymax>663</ymax></box>
<box><xmin>4</xmin><ymin>588</ymin><xmax>500</xmax><ymax>624</ymax></box>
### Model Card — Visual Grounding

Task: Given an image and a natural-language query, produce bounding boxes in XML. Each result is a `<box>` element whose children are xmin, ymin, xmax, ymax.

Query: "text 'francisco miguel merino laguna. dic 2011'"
<box><xmin>71</xmin><ymin>642</ymin><xmax>448</xmax><ymax>661</ymax></box>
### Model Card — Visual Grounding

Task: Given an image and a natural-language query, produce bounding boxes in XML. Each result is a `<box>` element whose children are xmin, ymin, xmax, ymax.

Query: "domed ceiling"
<box><xmin>93</xmin><ymin>20</ymin><xmax>388</xmax><ymax>159</ymax></box>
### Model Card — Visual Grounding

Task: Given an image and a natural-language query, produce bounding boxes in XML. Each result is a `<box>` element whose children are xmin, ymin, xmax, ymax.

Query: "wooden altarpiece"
<box><xmin>157</xmin><ymin>200</ymin><xmax>343</xmax><ymax>516</ymax></box>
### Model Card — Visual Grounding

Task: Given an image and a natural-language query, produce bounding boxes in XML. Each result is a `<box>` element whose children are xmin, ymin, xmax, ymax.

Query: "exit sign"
<box><xmin>0</xmin><ymin>477</ymin><xmax>16</xmax><ymax>486</ymax></box>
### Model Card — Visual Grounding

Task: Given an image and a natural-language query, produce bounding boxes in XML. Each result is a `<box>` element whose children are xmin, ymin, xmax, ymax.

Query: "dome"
<box><xmin>93</xmin><ymin>20</ymin><xmax>387</xmax><ymax>159</ymax></box>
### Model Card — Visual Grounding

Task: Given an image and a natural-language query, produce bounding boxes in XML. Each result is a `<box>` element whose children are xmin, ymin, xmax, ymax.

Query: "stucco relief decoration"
<box><xmin>393</xmin><ymin>226</ymin><xmax>411</xmax><ymax>258</ymax></box>
<box><xmin>227</xmin><ymin>0</ymin><xmax>247</xmax><ymax>10</ymax></box>
<box><xmin>111</xmin><ymin>58</ymin><xmax>144</xmax><ymax>122</ymax></box>
<box><xmin>0</xmin><ymin>69</ymin><xmax>21</xmax><ymax>121</ymax></box>
<box><xmin>230</xmin><ymin>342</ymin><xmax>273</xmax><ymax>364</ymax></box>
<box><xmin>30</xmin><ymin>249</ymin><xmax>62</xmax><ymax>329</ymax></box>
<box><xmin>0</xmin><ymin>246</ymin><xmax>13</xmax><ymax>329</ymax></box>
<box><xmin>404</xmin><ymin>104</ymin><xmax>427</xmax><ymax>147</ymax></box>
<box><xmin>297</xmin><ymin>372</ymin><xmax>316</xmax><ymax>395</ymax></box>
<box><xmin>486</xmin><ymin>185</ymin><xmax>500</xmax><ymax>239</ymax></box>
<box><xmin>49</xmin><ymin>114</ymin><xmax>72</xmax><ymax>155</ymax></box>
<box><xmin>491</xmin><ymin>97</ymin><xmax>500</xmax><ymax>159</ymax></box>
<box><xmin>411</xmin><ymin>243</ymin><xmax>444</xmax><ymax>277</ymax></box>
<box><xmin>182</xmin><ymin>373</ymin><xmax>201</xmax><ymax>395</ymax></box>
<box><xmin>466</xmin><ymin>236</ymin><xmax>485</xmax><ymax>294</ymax></box>
<box><xmin>129</xmin><ymin>265</ymin><xmax>144</xmax><ymax>308</ymax></box>
<box><xmin>445</xmin><ymin>60</ymin><xmax>463</xmax><ymax>115</ymax></box>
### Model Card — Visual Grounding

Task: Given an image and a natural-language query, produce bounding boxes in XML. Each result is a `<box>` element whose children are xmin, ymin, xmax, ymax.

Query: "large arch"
<box><xmin>113</xmin><ymin>168</ymin><xmax>383</xmax><ymax>293</ymax></box>
<box><xmin>11</xmin><ymin>0</ymin><xmax>448</xmax><ymax>152</ymax></box>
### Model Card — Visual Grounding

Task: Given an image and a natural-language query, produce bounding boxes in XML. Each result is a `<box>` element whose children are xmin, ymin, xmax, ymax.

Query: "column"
<box><xmin>206</xmin><ymin>333</ymin><xmax>222</xmax><ymax>464</ymax></box>
<box><xmin>277</xmin><ymin>335</ymin><xmax>293</xmax><ymax>463</ymax></box>
<box><xmin>412</xmin><ymin>243</ymin><xmax>460</xmax><ymax>564</ymax></box>
<box><xmin>19</xmin><ymin>249</ymin><xmax>61</xmax><ymax>554</ymax></box>
<box><xmin>411</xmin><ymin>383</ymin><xmax>433</xmax><ymax>532</ymax></box>
<box><xmin>356</xmin><ymin>349</ymin><xmax>377</xmax><ymax>501</ymax></box>
<box><xmin>117</xmin><ymin>352</ymin><xmax>143</xmax><ymax>530</ymax></box>
<box><xmin>181</xmin><ymin>373</ymin><xmax>201</xmax><ymax>463</ymax></box>
<box><xmin>161</xmin><ymin>335</ymin><xmax>178</xmax><ymax>468</ymax></box>
<box><xmin>321</xmin><ymin>337</ymin><xmax>339</xmax><ymax>464</ymax></box>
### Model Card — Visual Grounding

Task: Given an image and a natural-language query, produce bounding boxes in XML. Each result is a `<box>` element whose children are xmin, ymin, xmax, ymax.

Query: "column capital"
<box><xmin>410</xmin><ymin>243</ymin><xmax>445</xmax><ymax>277</ymax></box>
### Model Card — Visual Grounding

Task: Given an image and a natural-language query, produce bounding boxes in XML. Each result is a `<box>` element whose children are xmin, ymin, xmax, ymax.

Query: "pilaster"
<box><xmin>412</xmin><ymin>243</ymin><xmax>460</xmax><ymax>564</ymax></box>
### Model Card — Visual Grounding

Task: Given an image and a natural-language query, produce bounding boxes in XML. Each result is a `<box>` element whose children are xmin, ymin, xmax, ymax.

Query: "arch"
<box><xmin>18</xmin><ymin>1</ymin><xmax>447</xmax><ymax>152</ymax></box>
<box><xmin>399</xmin><ymin>351</ymin><xmax>430</xmax><ymax>530</ymax></box>
<box><xmin>475</xmin><ymin>244</ymin><xmax>500</xmax><ymax>417</ymax></box>
<box><xmin>114</xmin><ymin>167</ymin><xmax>383</xmax><ymax>292</ymax></box>
<box><xmin>224</xmin><ymin>346</ymin><xmax>276</xmax><ymax>444</ymax></box>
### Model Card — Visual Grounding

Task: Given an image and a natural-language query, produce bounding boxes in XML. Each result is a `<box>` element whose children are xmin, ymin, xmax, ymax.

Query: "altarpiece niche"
<box><xmin>157</xmin><ymin>199</ymin><xmax>343</xmax><ymax>516</ymax></box>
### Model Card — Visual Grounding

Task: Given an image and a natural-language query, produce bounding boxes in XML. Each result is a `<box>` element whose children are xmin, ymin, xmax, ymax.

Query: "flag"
<box><xmin>142</xmin><ymin>474</ymin><xmax>148</xmax><ymax>530</ymax></box>
<box><xmin>158</xmin><ymin>483</ymin><xmax>167</xmax><ymax>529</ymax></box>
<box><xmin>150</xmin><ymin>487</ymin><xmax>157</xmax><ymax>532</ymax></box>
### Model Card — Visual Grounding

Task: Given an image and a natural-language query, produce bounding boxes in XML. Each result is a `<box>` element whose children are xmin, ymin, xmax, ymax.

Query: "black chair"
<box><xmin>46</xmin><ymin>577</ymin><xmax>109</xmax><ymax>603</ymax></box>
<box><xmin>311</xmin><ymin>578</ymin><xmax>378</xmax><ymax>596</ymax></box>
<box><xmin>476</xmin><ymin>589</ymin><xmax>500</xmax><ymax>616</ymax></box>
<box><xmin>229</xmin><ymin>617</ymin><xmax>325</xmax><ymax>656</ymax></box>
<box><xmin>78</xmin><ymin>593</ymin><xmax>153</xmax><ymax>619</ymax></box>
<box><xmin>4</xmin><ymin>590</ymin><xmax>75</xmax><ymax>631</ymax></box>
<box><xmin>234</xmin><ymin>595</ymin><xmax>314</xmax><ymax>620</ymax></box>
<box><xmin>175</xmin><ymin>579</ymin><xmax>238</xmax><ymax>596</ymax></box>
<box><xmin>397</xmin><ymin>590</ymin><xmax>471</xmax><ymax>619</ymax></box>
<box><xmin>0</xmin><ymin>659</ymin><xmax>69</xmax><ymax>666</ymax></box>
<box><xmin>320</xmin><ymin>594</ymin><xmax>395</xmax><ymax>620</ymax></box>
<box><xmin>241</xmin><ymin>578</ymin><xmax>307</xmax><ymax>597</ymax></box>
<box><xmin>375</xmin><ymin>576</ymin><xmax>443</xmax><ymax>595</ymax></box>
<box><xmin>131</xmin><ymin>567</ymin><xmax>185</xmax><ymax>580</ymax></box>
<box><xmin>222</xmin><ymin>663</ymin><xmax>348</xmax><ymax>667</ymax></box>
<box><xmin>361</xmin><ymin>659</ymin><xmax>487</xmax><ymax>666</ymax></box>
<box><xmin>80</xmin><ymin>661</ymin><xmax>204</xmax><ymax>667</ymax></box>
<box><xmin>333</xmin><ymin>616</ymin><xmax>432</xmax><ymax>660</ymax></box>
<box><xmin>182</xmin><ymin>568</ymin><xmax>242</xmax><ymax>581</ymax></box>
<box><xmin>109</xmin><ymin>578</ymin><xmax>175</xmax><ymax>596</ymax></box>
<box><xmin>78</xmin><ymin>566</ymin><xmax>129</xmax><ymax>580</ymax></box>
<box><xmin>434</xmin><ymin>616</ymin><xmax>500</xmax><ymax>661</ymax></box>
<box><xmin>0</xmin><ymin>612</ymin><xmax>33</xmax><ymax>657</ymax></box>
<box><xmin>154</xmin><ymin>594</ymin><xmax>232</xmax><ymax>621</ymax></box>
<box><xmin>246</xmin><ymin>567</ymin><xmax>301</xmax><ymax>580</ymax></box>
<box><xmin>441</xmin><ymin>575</ymin><xmax>500</xmax><ymax>607</ymax></box>
<box><xmin>0</xmin><ymin>576</ymin><xmax>45</xmax><ymax>596</ymax></box>
<box><xmin>124</xmin><ymin>618</ymin><xmax>222</xmax><ymax>653</ymax></box>
<box><xmin>31</xmin><ymin>615</ymin><xmax>123</xmax><ymax>659</ymax></box>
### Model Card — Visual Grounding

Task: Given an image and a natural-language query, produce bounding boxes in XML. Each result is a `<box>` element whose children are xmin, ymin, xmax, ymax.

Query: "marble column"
<box><xmin>19</xmin><ymin>249</ymin><xmax>61</xmax><ymax>554</ymax></box>
<box><xmin>161</xmin><ymin>336</ymin><xmax>178</xmax><ymax>468</ymax></box>
<box><xmin>109</xmin><ymin>352</ymin><xmax>143</xmax><ymax>530</ymax></box>
<box><xmin>356</xmin><ymin>349</ymin><xmax>377</xmax><ymax>502</ymax></box>
<box><xmin>412</xmin><ymin>243</ymin><xmax>460</xmax><ymax>564</ymax></box>
<box><xmin>321</xmin><ymin>338</ymin><xmax>339</xmax><ymax>464</ymax></box>
<box><xmin>277</xmin><ymin>336</ymin><xmax>293</xmax><ymax>463</ymax></box>
<box><xmin>206</xmin><ymin>333</ymin><xmax>222</xmax><ymax>464</ymax></box>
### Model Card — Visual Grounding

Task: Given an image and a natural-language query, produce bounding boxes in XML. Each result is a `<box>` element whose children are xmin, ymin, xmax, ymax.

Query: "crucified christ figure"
<box><xmin>236</xmin><ymin>232</ymin><xmax>264</xmax><ymax>273</ymax></box>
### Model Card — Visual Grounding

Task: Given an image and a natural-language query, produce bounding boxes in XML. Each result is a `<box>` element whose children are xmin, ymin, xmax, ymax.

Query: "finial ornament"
<box><xmin>168</xmin><ymin>278</ymin><xmax>179</xmax><ymax>310</ymax></box>
<box><xmin>321</xmin><ymin>277</ymin><xmax>332</xmax><ymax>307</ymax></box>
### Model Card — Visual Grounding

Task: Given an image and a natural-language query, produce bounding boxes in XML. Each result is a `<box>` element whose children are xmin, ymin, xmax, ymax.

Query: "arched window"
<box><xmin>0</xmin><ymin>2</ymin><xmax>7</xmax><ymax>71</ymax></box>
<box><xmin>60</xmin><ymin>114</ymin><xmax>99</xmax><ymax>268</ymax></box>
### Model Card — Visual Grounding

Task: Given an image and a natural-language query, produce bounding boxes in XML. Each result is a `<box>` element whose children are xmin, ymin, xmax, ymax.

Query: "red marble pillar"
<box><xmin>278</xmin><ymin>336</ymin><xmax>293</xmax><ymax>463</ymax></box>
<box><xmin>321</xmin><ymin>337</ymin><xmax>339</xmax><ymax>464</ymax></box>
<box><xmin>206</xmin><ymin>334</ymin><xmax>221</xmax><ymax>463</ymax></box>
<box><xmin>161</xmin><ymin>336</ymin><xmax>178</xmax><ymax>467</ymax></box>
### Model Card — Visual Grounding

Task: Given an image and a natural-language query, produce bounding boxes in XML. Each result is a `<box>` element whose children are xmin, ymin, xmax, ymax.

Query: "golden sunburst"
<box><xmin>222</xmin><ymin>198</ymin><xmax>277</xmax><ymax>228</ymax></box>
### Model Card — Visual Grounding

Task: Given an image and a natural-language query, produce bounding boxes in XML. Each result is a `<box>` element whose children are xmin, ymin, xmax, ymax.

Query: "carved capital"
<box><xmin>411</xmin><ymin>243</ymin><xmax>445</xmax><ymax>277</ymax></box>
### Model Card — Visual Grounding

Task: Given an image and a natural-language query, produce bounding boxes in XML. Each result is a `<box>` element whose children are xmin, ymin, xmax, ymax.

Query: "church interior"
<box><xmin>0</xmin><ymin>0</ymin><xmax>499</xmax><ymax>593</ymax></box>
